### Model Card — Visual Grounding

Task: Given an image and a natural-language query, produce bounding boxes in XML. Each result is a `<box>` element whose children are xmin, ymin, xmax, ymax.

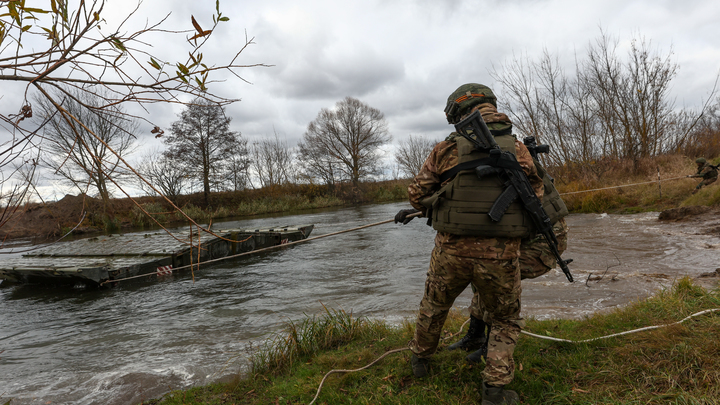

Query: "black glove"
<box><xmin>395</xmin><ymin>209</ymin><xmax>420</xmax><ymax>225</ymax></box>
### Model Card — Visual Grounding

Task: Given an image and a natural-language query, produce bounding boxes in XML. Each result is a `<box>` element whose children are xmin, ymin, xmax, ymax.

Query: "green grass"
<box><xmin>139</xmin><ymin>278</ymin><xmax>720</xmax><ymax>405</ymax></box>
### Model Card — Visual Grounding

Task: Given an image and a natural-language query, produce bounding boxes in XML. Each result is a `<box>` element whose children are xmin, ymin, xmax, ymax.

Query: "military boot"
<box><xmin>465</xmin><ymin>344</ymin><xmax>488</xmax><ymax>364</ymax></box>
<box><xmin>447</xmin><ymin>315</ymin><xmax>486</xmax><ymax>352</ymax></box>
<box><xmin>466</xmin><ymin>322</ymin><xmax>491</xmax><ymax>364</ymax></box>
<box><xmin>481</xmin><ymin>382</ymin><xmax>519</xmax><ymax>405</ymax></box>
<box><xmin>410</xmin><ymin>354</ymin><xmax>429</xmax><ymax>378</ymax></box>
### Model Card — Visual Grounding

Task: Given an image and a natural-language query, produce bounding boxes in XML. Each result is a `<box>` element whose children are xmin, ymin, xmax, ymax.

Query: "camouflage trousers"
<box><xmin>470</xmin><ymin>218</ymin><xmax>568</xmax><ymax>321</ymax></box>
<box><xmin>696</xmin><ymin>177</ymin><xmax>717</xmax><ymax>190</ymax></box>
<box><xmin>409</xmin><ymin>246</ymin><xmax>524</xmax><ymax>386</ymax></box>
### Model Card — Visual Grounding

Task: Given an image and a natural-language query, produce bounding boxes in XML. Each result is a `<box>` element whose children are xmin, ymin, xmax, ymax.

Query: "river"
<box><xmin>1</xmin><ymin>201</ymin><xmax>719</xmax><ymax>404</ymax></box>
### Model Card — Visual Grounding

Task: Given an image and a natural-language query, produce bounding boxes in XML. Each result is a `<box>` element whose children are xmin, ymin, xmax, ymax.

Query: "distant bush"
<box><xmin>130</xmin><ymin>202</ymin><xmax>168</xmax><ymax>227</ymax></box>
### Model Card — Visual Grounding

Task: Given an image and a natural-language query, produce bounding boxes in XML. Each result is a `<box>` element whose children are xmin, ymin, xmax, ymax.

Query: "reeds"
<box><xmin>250</xmin><ymin>305</ymin><xmax>387</xmax><ymax>375</ymax></box>
<box><xmin>130</xmin><ymin>202</ymin><xmax>168</xmax><ymax>227</ymax></box>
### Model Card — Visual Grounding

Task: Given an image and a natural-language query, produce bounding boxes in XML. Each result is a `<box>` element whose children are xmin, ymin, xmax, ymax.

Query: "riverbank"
<box><xmin>2</xmin><ymin>154</ymin><xmax>718</xmax><ymax>241</ymax></box>
<box><xmin>139</xmin><ymin>277</ymin><xmax>720</xmax><ymax>404</ymax></box>
<box><xmin>0</xmin><ymin>180</ymin><xmax>408</xmax><ymax>241</ymax></box>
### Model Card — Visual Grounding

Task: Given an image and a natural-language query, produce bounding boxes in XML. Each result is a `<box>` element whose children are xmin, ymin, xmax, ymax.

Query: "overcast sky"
<box><xmin>179</xmin><ymin>0</ymin><xmax>720</xmax><ymax>147</ymax></box>
<box><xmin>3</xmin><ymin>0</ymin><xmax>720</xmax><ymax>198</ymax></box>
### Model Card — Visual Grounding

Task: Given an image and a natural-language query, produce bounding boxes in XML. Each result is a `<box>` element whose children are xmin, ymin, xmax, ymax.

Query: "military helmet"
<box><xmin>696</xmin><ymin>157</ymin><xmax>707</xmax><ymax>164</ymax></box>
<box><xmin>444</xmin><ymin>83</ymin><xmax>497</xmax><ymax>124</ymax></box>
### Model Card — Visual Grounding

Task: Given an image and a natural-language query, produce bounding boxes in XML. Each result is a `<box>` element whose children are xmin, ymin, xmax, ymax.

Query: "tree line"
<box><xmin>32</xmin><ymin>93</ymin><xmax>415</xmax><ymax>207</ymax></box>
<box><xmin>2</xmin><ymin>0</ymin><xmax>720</xmax><ymax>238</ymax></box>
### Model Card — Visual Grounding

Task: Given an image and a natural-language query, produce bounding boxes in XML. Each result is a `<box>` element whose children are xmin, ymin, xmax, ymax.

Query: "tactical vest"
<box><xmin>422</xmin><ymin>135</ymin><xmax>535</xmax><ymax>238</ymax></box>
<box><xmin>699</xmin><ymin>163</ymin><xmax>719</xmax><ymax>179</ymax></box>
<box><xmin>535</xmin><ymin>159</ymin><xmax>569</xmax><ymax>224</ymax></box>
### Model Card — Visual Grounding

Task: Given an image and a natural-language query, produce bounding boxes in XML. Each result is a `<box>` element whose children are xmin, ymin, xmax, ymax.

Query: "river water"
<box><xmin>1</xmin><ymin>201</ymin><xmax>719</xmax><ymax>405</ymax></box>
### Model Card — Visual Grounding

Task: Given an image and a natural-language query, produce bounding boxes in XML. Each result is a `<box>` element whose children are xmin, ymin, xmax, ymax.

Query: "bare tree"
<box><xmin>1</xmin><ymin>151</ymin><xmax>41</xmax><ymax>233</ymax></box>
<box><xmin>582</xmin><ymin>32</ymin><xmax>678</xmax><ymax>165</ymax></box>
<box><xmin>493</xmin><ymin>31</ymin><xmax>705</xmax><ymax>175</ymax></box>
<box><xmin>34</xmin><ymin>87</ymin><xmax>137</xmax><ymax>206</ymax></box>
<box><xmin>297</xmin><ymin>139</ymin><xmax>340</xmax><ymax>187</ymax></box>
<box><xmin>0</xmin><ymin>0</ymin><xmax>266</xmax><ymax>240</ymax></box>
<box><xmin>165</xmin><ymin>98</ymin><xmax>245</xmax><ymax>205</ymax></box>
<box><xmin>494</xmin><ymin>50</ymin><xmax>605</xmax><ymax>170</ymax></box>
<box><xmin>224</xmin><ymin>151</ymin><xmax>252</xmax><ymax>191</ymax></box>
<box><xmin>299</xmin><ymin>97</ymin><xmax>391</xmax><ymax>186</ymax></box>
<box><xmin>250</xmin><ymin>133</ymin><xmax>295</xmax><ymax>188</ymax></box>
<box><xmin>395</xmin><ymin>134</ymin><xmax>436</xmax><ymax>178</ymax></box>
<box><xmin>136</xmin><ymin>149</ymin><xmax>188</xmax><ymax>204</ymax></box>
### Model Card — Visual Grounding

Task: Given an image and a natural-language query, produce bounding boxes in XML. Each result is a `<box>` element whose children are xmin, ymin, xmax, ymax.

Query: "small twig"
<box><xmin>585</xmin><ymin>254</ymin><xmax>621</xmax><ymax>287</ymax></box>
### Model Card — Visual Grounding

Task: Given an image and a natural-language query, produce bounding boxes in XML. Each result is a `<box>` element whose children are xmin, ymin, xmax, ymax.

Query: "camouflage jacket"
<box><xmin>408</xmin><ymin>104</ymin><xmax>543</xmax><ymax>259</ymax></box>
<box><xmin>692</xmin><ymin>163</ymin><xmax>718</xmax><ymax>180</ymax></box>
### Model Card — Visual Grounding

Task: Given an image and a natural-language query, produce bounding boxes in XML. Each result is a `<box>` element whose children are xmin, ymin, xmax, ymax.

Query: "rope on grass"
<box><xmin>307</xmin><ymin>309</ymin><xmax>720</xmax><ymax>404</ymax></box>
<box><xmin>307</xmin><ymin>317</ymin><xmax>470</xmax><ymax>405</ymax></box>
<box><xmin>521</xmin><ymin>307</ymin><xmax>720</xmax><ymax>343</ymax></box>
<box><xmin>308</xmin><ymin>347</ymin><xmax>409</xmax><ymax>405</ymax></box>
<box><xmin>559</xmin><ymin>176</ymin><xmax>687</xmax><ymax>196</ymax></box>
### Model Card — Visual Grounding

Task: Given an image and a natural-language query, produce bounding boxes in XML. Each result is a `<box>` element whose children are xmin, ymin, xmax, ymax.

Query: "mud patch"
<box><xmin>698</xmin><ymin>268</ymin><xmax>720</xmax><ymax>278</ymax></box>
<box><xmin>658</xmin><ymin>205</ymin><xmax>713</xmax><ymax>221</ymax></box>
<box><xmin>658</xmin><ymin>205</ymin><xmax>720</xmax><ymax>236</ymax></box>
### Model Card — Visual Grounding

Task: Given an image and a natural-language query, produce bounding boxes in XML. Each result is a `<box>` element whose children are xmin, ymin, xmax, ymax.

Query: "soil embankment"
<box><xmin>0</xmin><ymin>194</ymin><xmax>140</xmax><ymax>241</ymax></box>
<box><xmin>659</xmin><ymin>205</ymin><xmax>720</xmax><ymax>235</ymax></box>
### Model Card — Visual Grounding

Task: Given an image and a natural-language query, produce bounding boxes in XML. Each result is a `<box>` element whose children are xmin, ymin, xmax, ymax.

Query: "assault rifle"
<box><xmin>522</xmin><ymin>136</ymin><xmax>549</xmax><ymax>160</ymax></box>
<box><xmin>454</xmin><ymin>110</ymin><xmax>574</xmax><ymax>282</ymax></box>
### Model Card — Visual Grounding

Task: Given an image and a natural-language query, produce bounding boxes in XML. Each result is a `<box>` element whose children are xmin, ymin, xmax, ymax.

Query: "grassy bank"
<box><xmin>141</xmin><ymin>278</ymin><xmax>720</xmax><ymax>404</ymax></box>
<box><xmin>7</xmin><ymin>154</ymin><xmax>718</xmax><ymax>239</ymax></box>
<box><xmin>556</xmin><ymin>154</ymin><xmax>720</xmax><ymax>214</ymax></box>
<box><xmin>125</xmin><ymin>179</ymin><xmax>408</xmax><ymax>229</ymax></box>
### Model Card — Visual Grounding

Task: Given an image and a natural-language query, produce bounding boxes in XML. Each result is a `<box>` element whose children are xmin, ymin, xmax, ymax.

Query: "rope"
<box><xmin>521</xmin><ymin>308</ymin><xmax>720</xmax><ymax>343</ymax></box>
<box><xmin>100</xmin><ymin>214</ymin><xmax>421</xmax><ymax>285</ymax></box>
<box><xmin>307</xmin><ymin>347</ymin><xmax>409</xmax><ymax>405</ymax></box>
<box><xmin>98</xmin><ymin>174</ymin><xmax>690</xmax><ymax>285</ymax></box>
<box><xmin>307</xmin><ymin>317</ymin><xmax>470</xmax><ymax>405</ymax></box>
<box><xmin>559</xmin><ymin>176</ymin><xmax>687</xmax><ymax>196</ymax></box>
<box><xmin>307</xmin><ymin>308</ymin><xmax>720</xmax><ymax>404</ymax></box>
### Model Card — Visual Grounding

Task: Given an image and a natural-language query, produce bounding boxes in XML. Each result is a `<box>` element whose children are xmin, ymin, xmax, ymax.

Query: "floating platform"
<box><xmin>0</xmin><ymin>225</ymin><xmax>314</xmax><ymax>287</ymax></box>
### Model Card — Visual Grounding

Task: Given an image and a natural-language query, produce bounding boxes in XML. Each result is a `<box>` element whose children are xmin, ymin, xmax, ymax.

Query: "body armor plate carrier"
<box><xmin>422</xmin><ymin>135</ymin><xmax>535</xmax><ymax>238</ymax></box>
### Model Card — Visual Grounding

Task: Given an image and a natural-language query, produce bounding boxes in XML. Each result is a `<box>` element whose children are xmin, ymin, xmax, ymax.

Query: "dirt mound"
<box><xmin>1</xmin><ymin>194</ymin><xmax>105</xmax><ymax>241</ymax></box>
<box><xmin>658</xmin><ymin>206</ymin><xmax>713</xmax><ymax>221</ymax></box>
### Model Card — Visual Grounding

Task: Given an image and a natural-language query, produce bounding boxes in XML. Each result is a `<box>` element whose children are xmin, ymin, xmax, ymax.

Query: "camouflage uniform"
<box><xmin>690</xmin><ymin>160</ymin><xmax>718</xmax><ymax>193</ymax></box>
<box><xmin>408</xmin><ymin>103</ymin><xmax>543</xmax><ymax>386</ymax></box>
<box><xmin>469</xmin><ymin>218</ymin><xmax>568</xmax><ymax>321</ymax></box>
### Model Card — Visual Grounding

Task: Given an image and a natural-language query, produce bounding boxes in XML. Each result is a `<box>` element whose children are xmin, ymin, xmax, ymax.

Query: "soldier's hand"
<box><xmin>395</xmin><ymin>209</ymin><xmax>420</xmax><ymax>225</ymax></box>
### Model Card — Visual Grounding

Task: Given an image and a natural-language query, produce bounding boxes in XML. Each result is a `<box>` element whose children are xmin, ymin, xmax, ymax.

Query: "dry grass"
<box><xmin>557</xmin><ymin>154</ymin><xmax>712</xmax><ymax>213</ymax></box>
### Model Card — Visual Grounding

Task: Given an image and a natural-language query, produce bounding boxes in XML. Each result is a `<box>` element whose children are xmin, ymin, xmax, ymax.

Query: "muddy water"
<box><xmin>1</xmin><ymin>202</ymin><xmax>719</xmax><ymax>405</ymax></box>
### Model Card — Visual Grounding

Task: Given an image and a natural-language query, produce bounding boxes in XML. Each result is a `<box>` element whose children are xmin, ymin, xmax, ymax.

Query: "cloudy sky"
<box><xmin>97</xmin><ymin>0</ymin><xmax>720</xmax><ymax>147</ymax></box>
<box><xmin>184</xmin><ymin>0</ymin><xmax>720</xmax><ymax>146</ymax></box>
<box><xmin>3</xmin><ymin>0</ymin><xmax>720</xmax><ymax>197</ymax></box>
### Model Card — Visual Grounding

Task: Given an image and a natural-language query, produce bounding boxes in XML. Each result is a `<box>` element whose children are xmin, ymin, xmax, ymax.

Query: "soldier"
<box><xmin>395</xmin><ymin>83</ymin><xmax>544</xmax><ymax>405</ymax></box>
<box><xmin>448</xmin><ymin>159</ymin><xmax>569</xmax><ymax>364</ymax></box>
<box><xmin>688</xmin><ymin>157</ymin><xmax>718</xmax><ymax>194</ymax></box>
